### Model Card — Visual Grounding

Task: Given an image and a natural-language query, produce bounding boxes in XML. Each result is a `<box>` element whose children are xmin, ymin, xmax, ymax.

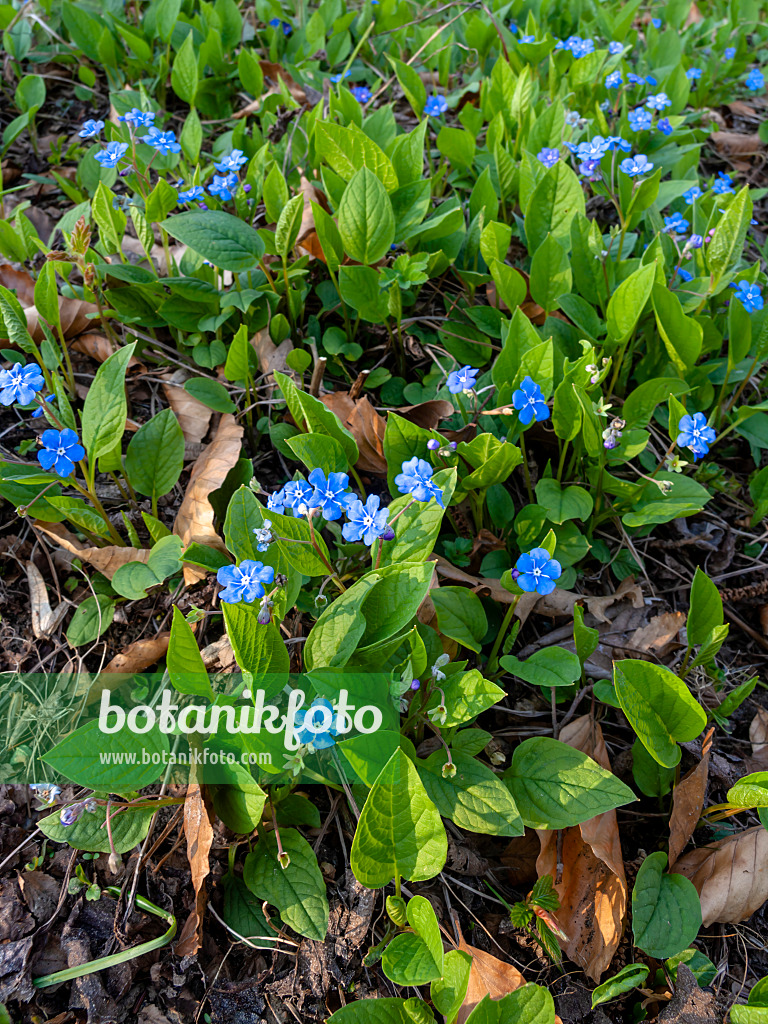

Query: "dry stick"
<box><xmin>348</xmin><ymin>368</ymin><xmax>370</xmax><ymax>400</ymax></box>
<box><xmin>309</xmin><ymin>356</ymin><xmax>327</xmax><ymax>397</ymax></box>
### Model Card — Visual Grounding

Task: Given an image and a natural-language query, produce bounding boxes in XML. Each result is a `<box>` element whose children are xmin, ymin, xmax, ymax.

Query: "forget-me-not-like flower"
<box><xmin>79</xmin><ymin>119</ymin><xmax>104</xmax><ymax>138</ymax></box>
<box><xmin>217</xmin><ymin>560</ymin><xmax>275</xmax><ymax>603</ymax></box>
<box><xmin>732</xmin><ymin>280</ymin><xmax>764</xmax><ymax>312</ymax></box>
<box><xmin>447</xmin><ymin>365</ymin><xmax>479</xmax><ymax>393</ymax></box>
<box><xmin>342</xmin><ymin>495</ymin><xmax>390</xmax><ymax>546</ymax></box>
<box><xmin>214</xmin><ymin>149</ymin><xmax>248</xmax><ymax>172</ymax></box>
<box><xmin>307</xmin><ymin>469</ymin><xmax>352</xmax><ymax>520</ymax></box>
<box><xmin>677</xmin><ymin>412</ymin><xmax>716</xmax><ymax>461</ymax></box>
<box><xmin>139</xmin><ymin>127</ymin><xmax>181</xmax><ymax>154</ymax></box>
<box><xmin>425</xmin><ymin>94</ymin><xmax>448</xmax><ymax>116</ymax></box>
<box><xmin>512</xmin><ymin>376</ymin><xmax>550</xmax><ymax>425</ymax></box>
<box><xmin>0</xmin><ymin>362</ymin><xmax>44</xmax><ymax>406</ymax></box>
<box><xmin>394</xmin><ymin>458</ymin><xmax>444</xmax><ymax>508</ymax></box>
<box><xmin>620</xmin><ymin>154</ymin><xmax>653</xmax><ymax>177</ymax></box>
<box><xmin>94</xmin><ymin>142</ymin><xmax>129</xmax><ymax>167</ymax></box>
<box><xmin>37</xmin><ymin>428</ymin><xmax>85</xmax><ymax>477</ymax></box>
<box><xmin>628</xmin><ymin>108</ymin><xmax>653</xmax><ymax>131</ymax></box>
<box><xmin>537</xmin><ymin>147</ymin><xmax>560</xmax><ymax>168</ymax></box>
<box><xmin>515</xmin><ymin>548</ymin><xmax>562</xmax><ymax>595</ymax></box>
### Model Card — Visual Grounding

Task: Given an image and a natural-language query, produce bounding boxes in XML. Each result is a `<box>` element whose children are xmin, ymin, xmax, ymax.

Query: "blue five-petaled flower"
<box><xmin>515</xmin><ymin>548</ymin><xmax>562</xmax><ymax>596</ymax></box>
<box><xmin>307</xmin><ymin>469</ymin><xmax>352</xmax><ymax>521</ymax></box>
<box><xmin>512</xmin><ymin>376</ymin><xmax>550</xmax><ymax>425</ymax></box>
<box><xmin>0</xmin><ymin>362</ymin><xmax>45</xmax><ymax>406</ymax></box>
<box><xmin>293</xmin><ymin>698</ymin><xmax>338</xmax><ymax>750</ymax></box>
<box><xmin>676</xmin><ymin>412</ymin><xmax>716</xmax><ymax>461</ymax></box>
<box><xmin>342</xmin><ymin>494</ymin><xmax>390</xmax><ymax>546</ymax></box>
<box><xmin>424</xmin><ymin>94</ymin><xmax>448</xmax><ymax>117</ymax></box>
<box><xmin>214</xmin><ymin>149</ymin><xmax>248</xmax><ymax>172</ymax></box>
<box><xmin>620</xmin><ymin>154</ymin><xmax>653</xmax><ymax>177</ymax></box>
<box><xmin>746</xmin><ymin>68</ymin><xmax>765</xmax><ymax>92</ymax></box>
<box><xmin>447</xmin><ymin>365</ymin><xmax>479</xmax><ymax>394</ymax></box>
<box><xmin>537</xmin><ymin>147</ymin><xmax>560</xmax><ymax>168</ymax></box>
<box><xmin>140</xmin><ymin>127</ymin><xmax>181</xmax><ymax>154</ymax></box>
<box><xmin>395</xmin><ymin>457</ymin><xmax>444</xmax><ymax>508</ymax></box>
<box><xmin>79</xmin><ymin>119</ymin><xmax>104</xmax><ymax>138</ymax></box>
<box><xmin>37</xmin><ymin>429</ymin><xmax>85</xmax><ymax>477</ymax></box>
<box><xmin>94</xmin><ymin>141</ymin><xmax>129</xmax><ymax>167</ymax></box>
<box><xmin>216</xmin><ymin>560</ymin><xmax>275</xmax><ymax>604</ymax></box>
<box><xmin>119</xmin><ymin>108</ymin><xmax>156</xmax><ymax>127</ymax></box>
<box><xmin>208</xmin><ymin>172</ymin><xmax>239</xmax><ymax>200</ymax></box>
<box><xmin>732</xmin><ymin>280</ymin><xmax>764</xmax><ymax>313</ymax></box>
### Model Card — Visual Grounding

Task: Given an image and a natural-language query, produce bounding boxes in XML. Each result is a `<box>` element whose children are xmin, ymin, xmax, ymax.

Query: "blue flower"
<box><xmin>394</xmin><ymin>457</ymin><xmax>444</xmax><ymax>508</ymax></box>
<box><xmin>447</xmin><ymin>365</ymin><xmax>479</xmax><ymax>393</ymax></box>
<box><xmin>686</xmin><ymin>67</ymin><xmax>703</xmax><ymax>80</ymax></box>
<box><xmin>565</xmin><ymin>111</ymin><xmax>581</xmax><ymax>126</ymax></box>
<box><xmin>0</xmin><ymin>362</ymin><xmax>44</xmax><ymax>405</ymax></box>
<box><xmin>608</xmin><ymin>41</ymin><xmax>624</xmax><ymax>54</ymax></box>
<box><xmin>139</xmin><ymin>127</ymin><xmax>181</xmax><ymax>154</ymax></box>
<box><xmin>688</xmin><ymin>234</ymin><xmax>704</xmax><ymax>248</ymax></box>
<box><xmin>657</xmin><ymin>117</ymin><xmax>673</xmax><ymax>135</ymax></box>
<box><xmin>518</xmin><ymin>33</ymin><xmax>536</xmax><ymax>43</ymax></box>
<box><xmin>94</xmin><ymin>141</ymin><xmax>128</xmax><ymax>167</ymax></box>
<box><xmin>252</xmin><ymin>519</ymin><xmax>273</xmax><ymax>552</ymax></box>
<box><xmin>37</xmin><ymin>428</ymin><xmax>84</xmax><ymax>477</ymax></box>
<box><xmin>175</xmin><ymin>180</ymin><xmax>205</xmax><ymax>203</ymax></box>
<box><xmin>214</xmin><ymin>149</ymin><xmax>248</xmax><ymax>172</ymax></box>
<box><xmin>646</xmin><ymin>92</ymin><xmax>671</xmax><ymax>110</ymax></box>
<box><xmin>606</xmin><ymin>136</ymin><xmax>632</xmax><ymax>151</ymax></box>
<box><xmin>537</xmin><ymin>147</ymin><xmax>560</xmax><ymax>167</ymax></box>
<box><xmin>605</xmin><ymin>70</ymin><xmax>623</xmax><ymax>88</ymax></box>
<box><xmin>628</xmin><ymin>108</ymin><xmax>653</xmax><ymax>131</ymax></box>
<box><xmin>216</xmin><ymin>560</ymin><xmax>275</xmax><ymax>603</ymax></box>
<box><xmin>79</xmin><ymin>119</ymin><xmax>104</xmax><ymax>138</ymax></box>
<box><xmin>712</xmin><ymin>174</ymin><xmax>734</xmax><ymax>195</ymax></box>
<box><xmin>269</xmin><ymin>17</ymin><xmax>291</xmax><ymax>34</ymax></box>
<box><xmin>293</xmin><ymin>698</ymin><xmax>339</xmax><ymax>750</ymax></box>
<box><xmin>512</xmin><ymin>376</ymin><xmax>550</xmax><ymax>425</ymax></box>
<box><xmin>351</xmin><ymin>86</ymin><xmax>372</xmax><ymax>104</ymax></box>
<box><xmin>579</xmin><ymin>158</ymin><xmax>602</xmax><ymax>180</ymax></box>
<box><xmin>208</xmin><ymin>172</ymin><xmax>239</xmax><ymax>200</ymax></box>
<box><xmin>627</xmin><ymin>73</ymin><xmax>645</xmax><ymax>86</ymax></box>
<box><xmin>307</xmin><ymin>468</ymin><xmax>352</xmax><ymax>520</ymax></box>
<box><xmin>677</xmin><ymin>412</ymin><xmax>716</xmax><ymax>461</ymax></box>
<box><xmin>683</xmin><ymin>185</ymin><xmax>702</xmax><ymax>203</ymax></box>
<box><xmin>732</xmin><ymin>280</ymin><xmax>764</xmax><ymax>312</ymax></box>
<box><xmin>119</xmin><ymin>108</ymin><xmax>156</xmax><ymax>127</ymax></box>
<box><xmin>424</xmin><ymin>94</ymin><xmax>448</xmax><ymax>117</ymax></box>
<box><xmin>746</xmin><ymin>68</ymin><xmax>765</xmax><ymax>91</ymax></box>
<box><xmin>577</xmin><ymin>136</ymin><xmax>611</xmax><ymax>160</ymax></box>
<box><xmin>620</xmin><ymin>154</ymin><xmax>654</xmax><ymax>177</ymax></box>
<box><xmin>31</xmin><ymin>394</ymin><xmax>55</xmax><ymax>418</ymax></box>
<box><xmin>342</xmin><ymin>494</ymin><xmax>390</xmax><ymax>546</ymax></box>
<box><xmin>651</xmin><ymin>17</ymin><xmax>662</xmax><ymax>27</ymax></box>
<box><xmin>282</xmin><ymin>479</ymin><xmax>314</xmax><ymax>516</ymax></box>
<box><xmin>677</xmin><ymin>268</ymin><xmax>693</xmax><ymax>282</ymax></box>
<box><xmin>267</xmin><ymin>488</ymin><xmax>286</xmax><ymax>514</ymax></box>
<box><xmin>329</xmin><ymin>69</ymin><xmax>352</xmax><ymax>84</ymax></box>
<box><xmin>724</xmin><ymin>46</ymin><xmax>736</xmax><ymax>60</ymax></box>
<box><xmin>515</xmin><ymin>548</ymin><xmax>562</xmax><ymax>596</ymax></box>
<box><xmin>664</xmin><ymin>211</ymin><xmax>689</xmax><ymax>234</ymax></box>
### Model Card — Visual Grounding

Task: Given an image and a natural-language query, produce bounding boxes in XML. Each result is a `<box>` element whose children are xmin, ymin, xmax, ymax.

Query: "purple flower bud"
<box><xmin>449</xmin><ymin>441</ymin><xmax>457</xmax><ymax>450</ymax></box>
<box><xmin>381</xmin><ymin>526</ymin><xmax>396</xmax><ymax>541</ymax></box>
<box><xmin>243</xmin><ymin>183</ymin><xmax>252</xmax><ymax>193</ymax></box>
<box><xmin>410</xmin><ymin>679</ymin><xmax>421</xmax><ymax>690</ymax></box>
<box><xmin>199</xmin><ymin>202</ymin><xmax>208</xmax><ymax>210</ymax></box>
<box><xmin>510</xmin><ymin>568</ymin><xmax>520</xmax><ymax>580</ymax></box>
<box><xmin>118</xmin><ymin>168</ymin><xmax>130</xmax><ymax>177</ymax></box>
<box><xmin>84</xmin><ymin>798</ymin><xmax>99</xmax><ymax>814</ymax></box>
<box><xmin>427</xmin><ymin>438</ymin><xmax>440</xmax><ymax>450</ymax></box>
<box><xmin>257</xmin><ymin>601</ymin><xmax>271</xmax><ymax>625</ymax></box>
<box><xmin>60</xmin><ymin>802</ymin><xmax>84</xmax><ymax>827</ymax></box>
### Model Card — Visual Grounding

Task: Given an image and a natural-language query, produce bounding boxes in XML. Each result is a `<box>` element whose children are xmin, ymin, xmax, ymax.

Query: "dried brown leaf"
<box><xmin>456</xmin><ymin>932</ymin><xmax>525</xmax><ymax>1024</ymax></box>
<box><xmin>396</xmin><ymin>399</ymin><xmax>456</xmax><ymax>430</ymax></box>
<box><xmin>750</xmin><ymin>708</ymin><xmax>768</xmax><ymax>760</ymax></box>
<box><xmin>26</xmin><ymin>560</ymin><xmax>68</xmax><ymax>638</ymax></box>
<box><xmin>320</xmin><ymin>393</ymin><xmax>387</xmax><ymax>474</ymax></box>
<box><xmin>668</xmin><ymin>728</ymin><xmax>713</xmax><ymax>866</ymax></box>
<box><xmin>26</xmin><ymin>298</ymin><xmax>98</xmax><ymax>343</ymax></box>
<box><xmin>251</xmin><ymin>328</ymin><xmax>293</xmax><ymax>379</ymax></box>
<box><xmin>711</xmin><ymin>131</ymin><xmax>764</xmax><ymax>156</ymax></box>
<box><xmin>32</xmin><ymin>521</ymin><xmax>151</xmax><ymax>579</ymax></box>
<box><xmin>0</xmin><ymin>264</ymin><xmax>35</xmax><ymax>305</ymax></box>
<box><xmin>536</xmin><ymin>716</ymin><xmax>627</xmax><ymax>981</ymax></box>
<box><xmin>628</xmin><ymin>610</ymin><xmax>685</xmax><ymax>653</ymax></box>
<box><xmin>175</xmin><ymin>783</ymin><xmax>214</xmax><ymax>956</ymax></box>
<box><xmin>101</xmin><ymin>633</ymin><xmax>170</xmax><ymax>674</ymax></box>
<box><xmin>673</xmin><ymin>826</ymin><xmax>768</xmax><ymax>925</ymax></box>
<box><xmin>173</xmin><ymin>414</ymin><xmax>244</xmax><ymax>583</ymax></box>
<box><xmin>161</xmin><ymin>370</ymin><xmax>213</xmax><ymax>445</ymax></box>
<box><xmin>296</xmin><ymin>174</ymin><xmax>329</xmax><ymax>261</ymax></box>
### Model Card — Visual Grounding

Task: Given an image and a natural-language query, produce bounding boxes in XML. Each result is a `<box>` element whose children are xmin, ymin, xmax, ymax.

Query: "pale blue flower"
<box><xmin>515</xmin><ymin>548</ymin><xmax>562</xmax><ymax>595</ymax></box>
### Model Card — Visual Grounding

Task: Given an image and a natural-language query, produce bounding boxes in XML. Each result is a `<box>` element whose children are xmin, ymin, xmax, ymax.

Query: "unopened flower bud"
<box><xmin>278</xmin><ymin>851</ymin><xmax>291</xmax><ymax>869</ymax></box>
<box><xmin>410</xmin><ymin>679</ymin><xmax>421</xmax><ymax>691</ymax></box>
<box><xmin>380</xmin><ymin>526</ymin><xmax>395</xmax><ymax>541</ymax></box>
<box><xmin>243</xmin><ymin>183</ymin><xmax>252</xmax><ymax>193</ymax></box>
<box><xmin>427</xmin><ymin>438</ymin><xmax>440</xmax><ymax>450</ymax></box>
<box><xmin>60</xmin><ymin>802</ymin><xmax>84</xmax><ymax>827</ymax></box>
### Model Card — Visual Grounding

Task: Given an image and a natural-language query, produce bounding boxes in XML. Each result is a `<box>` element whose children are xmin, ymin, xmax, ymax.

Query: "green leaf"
<box><xmin>418</xmin><ymin>750</ymin><xmax>524</xmax><ymax>837</ymax></box>
<box><xmin>535</xmin><ymin>479</ymin><xmax>593</xmax><ymax>524</ymax></box>
<box><xmin>274</xmin><ymin>371</ymin><xmax>359</xmax><ymax>465</ymax></box>
<box><xmin>465</xmin><ymin>984</ymin><xmax>556</xmax><ymax>1024</ymax></box>
<box><xmin>707</xmin><ymin>186</ymin><xmax>752</xmax><ymax>288</ymax></box>
<box><xmin>432</xmin><ymin>588</ymin><xmax>488</xmax><ymax>653</ymax></box>
<box><xmin>426</xmin><ymin>670</ymin><xmax>505</xmax><ymax>728</ymax></box>
<box><xmin>382</xmin><ymin>895</ymin><xmax>444</xmax><ymax>986</ymax></box>
<box><xmin>111</xmin><ymin>535</ymin><xmax>183</xmax><ymax>600</ymax></box>
<box><xmin>80</xmin><ymin>342</ymin><xmax>137</xmax><ymax>461</ymax></box>
<box><xmin>125</xmin><ymin>408</ymin><xmax>184</xmax><ymax>501</ymax></box>
<box><xmin>328</xmin><ymin>998</ymin><xmax>437</xmax><ymax>1024</ymax></box>
<box><xmin>591</xmin><ymin>964</ymin><xmax>650</xmax><ymax>1008</ymax></box>
<box><xmin>33</xmin><ymin>261</ymin><xmax>61</xmax><ymax>330</ymax></box>
<box><xmin>379</xmin><ymin>468</ymin><xmax>456</xmax><ymax>566</ymax></box>
<box><xmin>727</xmin><ymin>772</ymin><xmax>768</xmax><ymax>808</ymax></box>
<box><xmin>350</xmin><ymin>748</ymin><xmax>447</xmax><ymax>889</ymax></box>
<box><xmin>687</xmin><ymin>568</ymin><xmax>723</xmax><ymax>646</ymax></box>
<box><xmin>161</xmin><ymin>210</ymin><xmax>265</xmax><ymax>271</ymax></box>
<box><xmin>184</xmin><ymin>377</ymin><xmax>237</xmax><ymax>412</ymax></box>
<box><xmin>338</xmin><ymin>167</ymin><xmax>395</xmax><ymax>265</ymax></box>
<box><xmin>314</xmin><ymin>121</ymin><xmax>398</xmax><ymax>191</ymax></box>
<box><xmin>222</xmin><ymin>603</ymin><xmax>289</xmax><ymax>685</ymax></box>
<box><xmin>171</xmin><ymin>29</ymin><xmax>198</xmax><ymax>104</ymax></box>
<box><xmin>43</xmin><ymin>719</ymin><xmax>169</xmax><ymax>794</ymax></box>
<box><xmin>244</xmin><ymin>829</ymin><xmax>329</xmax><ymax>940</ymax></box>
<box><xmin>389</xmin><ymin>57</ymin><xmax>427</xmax><ymax>119</ymax></box>
<box><xmin>632</xmin><ymin>738</ymin><xmax>675</xmax><ymax>798</ymax></box>
<box><xmin>504</xmin><ymin>736</ymin><xmax>636</xmax><ymax>829</ymax></box>
<box><xmin>632</xmin><ymin>851</ymin><xmax>702</xmax><ymax>959</ymax></box>
<box><xmin>431</xmin><ymin>949</ymin><xmax>472</xmax><ymax>1023</ymax></box>
<box><xmin>168</xmin><ymin>605</ymin><xmax>215</xmax><ymax>699</ymax></box>
<box><xmin>528</xmin><ymin>234</ymin><xmax>571</xmax><ymax>313</ymax></box>
<box><xmin>212</xmin><ymin>760</ymin><xmax>267</xmax><ymax>834</ymax></box>
<box><xmin>145</xmin><ymin>178</ymin><xmax>179</xmax><ymax>224</ymax></box>
<box><xmin>92</xmin><ymin>182</ymin><xmax>126</xmax><ymax>253</ymax></box>
<box><xmin>573</xmin><ymin>604</ymin><xmax>599</xmax><ymax>665</ymax></box>
<box><xmin>606</xmin><ymin>262</ymin><xmax>656</xmax><ymax>345</ymax></box>
<box><xmin>652</xmin><ymin>283</ymin><xmax>703</xmax><ymax>372</ymax></box>
<box><xmin>274</xmin><ymin>192</ymin><xmax>305</xmax><ymax>259</ymax></box>
<box><xmin>437</xmin><ymin>125</ymin><xmax>476</xmax><ymax>170</ymax></box>
<box><xmin>221</xmin><ymin>872</ymin><xmax>275</xmax><ymax>947</ymax></box>
<box><xmin>287</xmin><ymin>433</ymin><xmax>348</xmax><ymax>474</ymax></box>
<box><xmin>613</xmin><ymin>660</ymin><xmax>707</xmax><ymax>768</ymax></box>
<box><xmin>65</xmin><ymin>594</ymin><xmax>115</xmax><ymax>647</ymax></box>
<box><xmin>47</xmin><ymin>496</ymin><xmax>112</xmax><ymax>539</ymax></box>
<box><xmin>501</xmin><ymin>647</ymin><xmax>582</xmax><ymax>688</ymax></box>
<box><xmin>38</xmin><ymin>803</ymin><xmax>155</xmax><ymax>854</ymax></box>
<box><xmin>524</xmin><ymin>161</ymin><xmax>585</xmax><ymax>253</ymax></box>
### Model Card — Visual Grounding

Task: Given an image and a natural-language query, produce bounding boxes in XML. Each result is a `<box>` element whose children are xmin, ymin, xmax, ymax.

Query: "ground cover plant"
<box><xmin>1</xmin><ymin>0</ymin><xmax>768</xmax><ymax>1020</ymax></box>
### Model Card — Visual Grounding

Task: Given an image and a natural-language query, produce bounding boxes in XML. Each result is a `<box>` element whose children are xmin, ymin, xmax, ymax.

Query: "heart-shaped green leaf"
<box><xmin>632</xmin><ymin>851</ymin><xmax>702</xmax><ymax>959</ymax></box>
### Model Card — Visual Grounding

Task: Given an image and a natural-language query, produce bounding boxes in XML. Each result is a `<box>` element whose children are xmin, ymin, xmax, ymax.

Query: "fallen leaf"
<box><xmin>26</xmin><ymin>560</ymin><xmax>68</xmax><ymax>638</ymax></box>
<box><xmin>711</xmin><ymin>132</ymin><xmax>764</xmax><ymax>156</ymax></box>
<box><xmin>71</xmin><ymin>332</ymin><xmax>140</xmax><ymax>368</ymax></box>
<box><xmin>628</xmin><ymin>611</ymin><xmax>685</xmax><ymax>653</ymax></box>
<box><xmin>750</xmin><ymin>708</ymin><xmax>768</xmax><ymax>760</ymax></box>
<box><xmin>320</xmin><ymin>392</ymin><xmax>387</xmax><ymax>474</ymax></box>
<box><xmin>32</xmin><ymin>521</ymin><xmax>151</xmax><ymax>579</ymax></box>
<box><xmin>175</xmin><ymin>782</ymin><xmax>214</xmax><ymax>957</ymax></box>
<box><xmin>500</xmin><ymin>829</ymin><xmax>541</xmax><ymax>888</ymax></box>
<box><xmin>173</xmin><ymin>414</ymin><xmax>244</xmax><ymax>583</ymax></box>
<box><xmin>668</xmin><ymin>728</ymin><xmax>714</xmax><ymax>867</ymax></box>
<box><xmin>536</xmin><ymin>715</ymin><xmax>627</xmax><ymax>982</ymax></box>
<box><xmin>0</xmin><ymin>264</ymin><xmax>35</xmax><ymax>305</ymax></box>
<box><xmin>161</xmin><ymin>369</ymin><xmax>213</xmax><ymax>445</ymax></box>
<box><xmin>673</xmin><ymin>827</ymin><xmax>768</xmax><ymax>925</ymax></box>
<box><xmin>252</xmin><ymin>328</ymin><xmax>294</xmax><ymax>382</ymax></box>
<box><xmin>685</xmin><ymin>2</ymin><xmax>703</xmax><ymax>24</ymax></box>
<box><xmin>296</xmin><ymin>173</ymin><xmax>330</xmax><ymax>261</ymax></box>
<box><xmin>396</xmin><ymin>399</ymin><xmax>456</xmax><ymax>430</ymax></box>
<box><xmin>101</xmin><ymin>633</ymin><xmax>171</xmax><ymax>675</ymax></box>
<box><xmin>0</xmin><ymin>264</ymin><xmax>100</xmax><ymax>343</ymax></box>
<box><xmin>456</xmin><ymin>931</ymin><xmax>525</xmax><ymax>1024</ymax></box>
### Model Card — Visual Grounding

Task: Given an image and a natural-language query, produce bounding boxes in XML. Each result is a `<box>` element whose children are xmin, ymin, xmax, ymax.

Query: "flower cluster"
<box><xmin>602</xmin><ymin>417</ymin><xmax>625</xmax><ymax>450</ymax></box>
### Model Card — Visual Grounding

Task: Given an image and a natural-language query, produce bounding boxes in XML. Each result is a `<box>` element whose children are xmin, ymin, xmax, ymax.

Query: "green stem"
<box><xmin>486</xmin><ymin>596</ymin><xmax>520</xmax><ymax>676</ymax></box>
<box><xmin>556</xmin><ymin>439</ymin><xmax>570</xmax><ymax>484</ymax></box>
<box><xmin>519</xmin><ymin>431</ymin><xmax>533</xmax><ymax>504</ymax></box>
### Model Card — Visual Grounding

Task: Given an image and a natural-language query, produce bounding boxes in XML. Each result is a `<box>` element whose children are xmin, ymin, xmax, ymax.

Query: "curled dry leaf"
<box><xmin>26</xmin><ymin>560</ymin><xmax>68</xmax><ymax>638</ymax></box>
<box><xmin>161</xmin><ymin>369</ymin><xmax>213</xmax><ymax>445</ymax></box>
<box><xmin>456</xmin><ymin>931</ymin><xmax>525</xmax><ymax>1024</ymax></box>
<box><xmin>668</xmin><ymin>728</ymin><xmax>714</xmax><ymax>867</ymax></box>
<box><xmin>673</xmin><ymin>826</ymin><xmax>768</xmax><ymax>926</ymax></box>
<box><xmin>536</xmin><ymin>715</ymin><xmax>627</xmax><ymax>982</ymax></box>
<box><xmin>70</xmin><ymin>332</ymin><xmax>140</xmax><ymax>369</ymax></box>
<box><xmin>710</xmin><ymin>132</ymin><xmax>764</xmax><ymax>156</ymax></box>
<box><xmin>626</xmin><ymin>610</ymin><xmax>685</xmax><ymax>655</ymax></box>
<box><xmin>295</xmin><ymin>173</ymin><xmax>330</xmax><ymax>261</ymax></box>
<box><xmin>0</xmin><ymin>263</ymin><xmax>99</xmax><ymax>342</ymax></box>
<box><xmin>85</xmin><ymin>633</ymin><xmax>172</xmax><ymax>706</ymax></box>
<box><xmin>175</xmin><ymin>782</ymin><xmax>215</xmax><ymax>957</ymax></box>
<box><xmin>750</xmin><ymin>708</ymin><xmax>768</xmax><ymax>760</ymax></box>
<box><xmin>252</xmin><ymin>327</ymin><xmax>293</xmax><ymax>385</ymax></box>
<box><xmin>320</xmin><ymin>393</ymin><xmax>387</xmax><ymax>474</ymax></box>
<box><xmin>32</xmin><ymin>521</ymin><xmax>151</xmax><ymax>579</ymax></box>
<box><xmin>173</xmin><ymin>414</ymin><xmax>244</xmax><ymax>583</ymax></box>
